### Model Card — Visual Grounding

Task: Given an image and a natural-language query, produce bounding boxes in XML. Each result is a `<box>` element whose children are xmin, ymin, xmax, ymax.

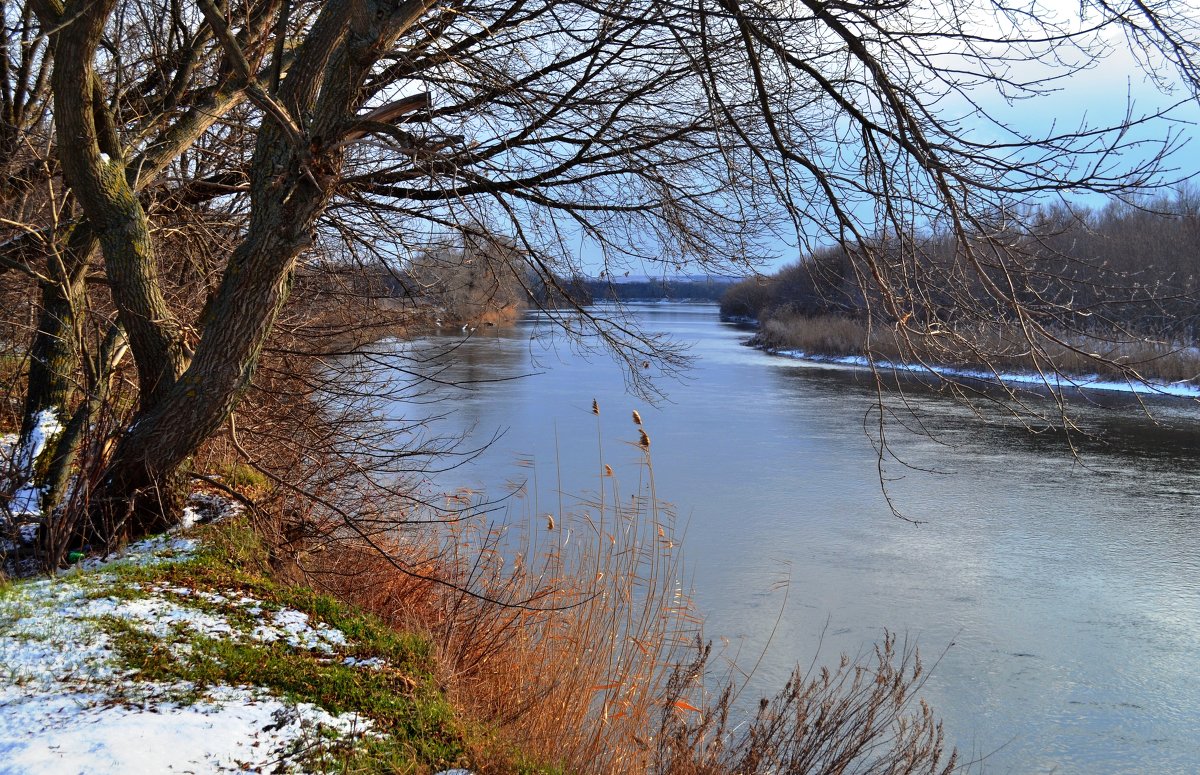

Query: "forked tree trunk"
<box><xmin>95</xmin><ymin>214</ymin><xmax>321</xmax><ymax>541</ymax></box>
<box><xmin>29</xmin><ymin>0</ymin><xmax>437</xmax><ymax>545</ymax></box>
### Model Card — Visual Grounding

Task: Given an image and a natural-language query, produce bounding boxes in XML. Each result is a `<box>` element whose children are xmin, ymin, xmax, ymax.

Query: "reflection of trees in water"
<box><xmin>438</xmin><ymin>329</ymin><xmax>536</xmax><ymax>435</ymax></box>
<box><xmin>377</xmin><ymin>327</ymin><xmax>536</xmax><ymax>468</ymax></box>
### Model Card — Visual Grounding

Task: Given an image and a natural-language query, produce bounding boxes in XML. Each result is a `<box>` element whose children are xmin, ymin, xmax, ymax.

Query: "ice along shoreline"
<box><xmin>758</xmin><ymin>345</ymin><xmax>1200</xmax><ymax>400</ymax></box>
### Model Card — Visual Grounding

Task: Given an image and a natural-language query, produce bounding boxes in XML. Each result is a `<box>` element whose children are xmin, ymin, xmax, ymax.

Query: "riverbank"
<box><xmin>0</xmin><ymin>515</ymin><xmax>485</xmax><ymax>774</ymax></box>
<box><xmin>740</xmin><ymin>312</ymin><xmax>1200</xmax><ymax>399</ymax></box>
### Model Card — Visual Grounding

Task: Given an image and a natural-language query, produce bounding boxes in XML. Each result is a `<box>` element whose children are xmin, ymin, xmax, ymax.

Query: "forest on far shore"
<box><xmin>719</xmin><ymin>192</ymin><xmax>1200</xmax><ymax>385</ymax></box>
<box><xmin>581</xmin><ymin>277</ymin><xmax>736</xmax><ymax>303</ymax></box>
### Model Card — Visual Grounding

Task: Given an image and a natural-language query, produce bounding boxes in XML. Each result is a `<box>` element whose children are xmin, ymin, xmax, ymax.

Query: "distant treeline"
<box><xmin>350</xmin><ymin>243</ymin><xmax>735</xmax><ymax>323</ymax></box>
<box><xmin>583</xmin><ymin>278</ymin><xmax>734</xmax><ymax>302</ymax></box>
<box><xmin>721</xmin><ymin>192</ymin><xmax>1200</xmax><ymax>341</ymax></box>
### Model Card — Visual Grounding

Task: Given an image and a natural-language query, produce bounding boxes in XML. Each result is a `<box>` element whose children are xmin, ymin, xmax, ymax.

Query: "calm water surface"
<box><xmin>385</xmin><ymin>303</ymin><xmax>1200</xmax><ymax>774</ymax></box>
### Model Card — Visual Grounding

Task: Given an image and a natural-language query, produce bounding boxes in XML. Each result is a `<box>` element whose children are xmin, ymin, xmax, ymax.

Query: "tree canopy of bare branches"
<box><xmin>1</xmin><ymin>0</ymin><xmax>1196</xmax><ymax>548</ymax></box>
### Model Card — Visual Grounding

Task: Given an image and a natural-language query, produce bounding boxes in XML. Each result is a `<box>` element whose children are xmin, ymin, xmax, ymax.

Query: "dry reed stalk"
<box><xmin>294</xmin><ymin>423</ymin><xmax>701</xmax><ymax>772</ymax></box>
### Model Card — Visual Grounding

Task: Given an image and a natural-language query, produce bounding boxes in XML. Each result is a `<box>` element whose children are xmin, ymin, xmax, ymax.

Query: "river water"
<box><xmin>383</xmin><ymin>302</ymin><xmax>1200</xmax><ymax>773</ymax></box>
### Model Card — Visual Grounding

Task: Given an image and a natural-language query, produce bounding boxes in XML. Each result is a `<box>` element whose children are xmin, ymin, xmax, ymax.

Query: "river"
<box><xmin>381</xmin><ymin>302</ymin><xmax>1200</xmax><ymax>774</ymax></box>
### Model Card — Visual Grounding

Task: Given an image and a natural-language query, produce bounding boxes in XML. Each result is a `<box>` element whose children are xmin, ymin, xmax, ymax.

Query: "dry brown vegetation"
<box><xmin>229</xmin><ymin>403</ymin><xmax>958</xmax><ymax>775</ymax></box>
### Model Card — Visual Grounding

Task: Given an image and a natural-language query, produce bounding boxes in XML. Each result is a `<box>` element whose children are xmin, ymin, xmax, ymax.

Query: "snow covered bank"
<box><xmin>0</xmin><ymin>527</ymin><xmax>471</xmax><ymax>774</ymax></box>
<box><xmin>0</xmin><ymin>536</ymin><xmax>374</xmax><ymax>774</ymax></box>
<box><xmin>768</xmin><ymin>348</ymin><xmax>1200</xmax><ymax>399</ymax></box>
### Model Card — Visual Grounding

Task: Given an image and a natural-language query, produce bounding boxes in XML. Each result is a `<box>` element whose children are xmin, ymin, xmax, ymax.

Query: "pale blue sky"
<box><xmin>555</xmin><ymin>2</ymin><xmax>1200</xmax><ymax>279</ymax></box>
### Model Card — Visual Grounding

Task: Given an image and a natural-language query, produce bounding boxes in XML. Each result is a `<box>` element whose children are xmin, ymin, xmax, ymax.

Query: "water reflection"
<box><xmin>382</xmin><ymin>303</ymin><xmax>1200</xmax><ymax>774</ymax></box>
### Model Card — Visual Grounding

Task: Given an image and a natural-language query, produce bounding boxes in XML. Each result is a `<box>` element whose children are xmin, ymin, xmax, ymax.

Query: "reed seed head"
<box><xmin>632</xmin><ymin>410</ymin><xmax>642</xmax><ymax>425</ymax></box>
<box><xmin>546</xmin><ymin>513</ymin><xmax>555</xmax><ymax>531</ymax></box>
<box><xmin>603</xmin><ymin>464</ymin><xmax>614</xmax><ymax>477</ymax></box>
<box><xmin>638</xmin><ymin>429</ymin><xmax>650</xmax><ymax>448</ymax></box>
<box><xmin>592</xmin><ymin>399</ymin><xmax>599</xmax><ymax>415</ymax></box>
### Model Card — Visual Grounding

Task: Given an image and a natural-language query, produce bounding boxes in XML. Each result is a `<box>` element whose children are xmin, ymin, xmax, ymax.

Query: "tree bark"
<box><xmin>27</xmin><ymin>0</ymin><xmax>189</xmax><ymax>539</ymax></box>
<box><xmin>40</xmin><ymin>0</ymin><xmax>188</xmax><ymax>416</ymax></box>
<box><xmin>47</xmin><ymin>324</ymin><xmax>126</xmax><ymax>506</ymax></box>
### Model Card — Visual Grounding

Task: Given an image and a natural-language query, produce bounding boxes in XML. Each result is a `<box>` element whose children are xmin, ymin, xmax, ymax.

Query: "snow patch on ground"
<box><xmin>772</xmin><ymin>349</ymin><xmax>1200</xmax><ymax>398</ymax></box>
<box><xmin>0</xmin><ymin>684</ymin><xmax>369</xmax><ymax>775</ymax></box>
<box><xmin>75</xmin><ymin>534</ymin><xmax>200</xmax><ymax>573</ymax></box>
<box><xmin>254</xmin><ymin>608</ymin><xmax>348</xmax><ymax>654</ymax></box>
<box><xmin>180</xmin><ymin>492</ymin><xmax>244</xmax><ymax>529</ymax></box>
<box><xmin>0</xmin><ymin>535</ymin><xmax>380</xmax><ymax>774</ymax></box>
<box><xmin>344</xmin><ymin>655</ymin><xmax>387</xmax><ymax>669</ymax></box>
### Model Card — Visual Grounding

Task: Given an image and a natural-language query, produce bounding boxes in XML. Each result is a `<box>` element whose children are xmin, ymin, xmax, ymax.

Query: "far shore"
<box><xmin>730</xmin><ymin>312</ymin><xmax>1200</xmax><ymax>400</ymax></box>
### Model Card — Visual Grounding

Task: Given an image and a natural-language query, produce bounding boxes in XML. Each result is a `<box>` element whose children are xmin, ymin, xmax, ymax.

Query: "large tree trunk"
<box><xmin>32</xmin><ymin>0</ymin><xmax>188</xmax><ymax>542</ymax></box>
<box><xmin>28</xmin><ymin>0</ymin><xmax>439</xmax><ymax>545</ymax></box>
<box><xmin>39</xmin><ymin>0</ymin><xmax>188</xmax><ymax>418</ymax></box>
<box><xmin>86</xmin><ymin>2</ymin><xmax>347</xmax><ymax>539</ymax></box>
<box><xmin>97</xmin><ymin>223</ymin><xmax>315</xmax><ymax>540</ymax></box>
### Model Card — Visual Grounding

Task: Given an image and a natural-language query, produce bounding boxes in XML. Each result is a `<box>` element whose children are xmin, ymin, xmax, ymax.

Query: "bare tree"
<box><xmin>0</xmin><ymin>0</ymin><xmax>1190</xmax><ymax>547</ymax></box>
<box><xmin>406</xmin><ymin>228</ymin><xmax>529</xmax><ymax>325</ymax></box>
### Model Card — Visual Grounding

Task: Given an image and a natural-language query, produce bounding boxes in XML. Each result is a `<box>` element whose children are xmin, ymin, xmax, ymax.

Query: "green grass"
<box><xmin>101</xmin><ymin>617</ymin><xmax>465</xmax><ymax>771</ymax></box>
<box><xmin>79</xmin><ymin>576</ymin><xmax>151</xmax><ymax>602</ymax></box>
<box><xmin>212</xmin><ymin>461</ymin><xmax>272</xmax><ymax>492</ymax></box>
<box><xmin>2</xmin><ymin>517</ymin><xmax>562</xmax><ymax>772</ymax></box>
<box><xmin>0</xmin><ymin>600</ymin><xmax>29</xmax><ymax>638</ymax></box>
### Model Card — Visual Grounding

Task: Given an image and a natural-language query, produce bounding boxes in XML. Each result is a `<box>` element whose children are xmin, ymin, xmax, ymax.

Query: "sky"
<box><xmin>967</xmin><ymin>11</ymin><xmax>1200</xmax><ymax>183</ymax></box>
<box><xmin>605</xmin><ymin>1</ymin><xmax>1200</xmax><ymax>278</ymax></box>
